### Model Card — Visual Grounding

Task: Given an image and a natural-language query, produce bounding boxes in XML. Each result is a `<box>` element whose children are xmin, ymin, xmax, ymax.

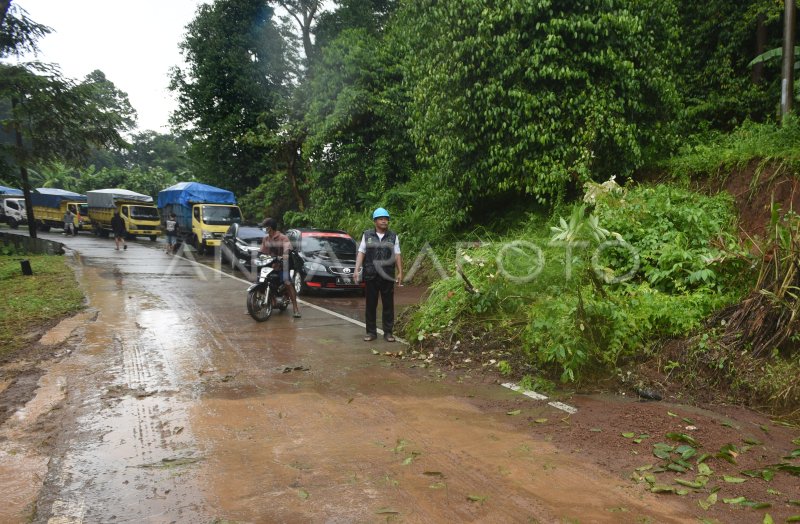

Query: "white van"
<box><xmin>0</xmin><ymin>197</ymin><xmax>27</xmax><ymax>228</ymax></box>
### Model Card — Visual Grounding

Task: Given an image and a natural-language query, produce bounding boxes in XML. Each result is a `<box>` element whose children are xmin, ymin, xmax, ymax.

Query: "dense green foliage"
<box><xmin>405</xmin><ymin>185</ymin><xmax>750</xmax><ymax>382</ymax></box>
<box><xmin>667</xmin><ymin>117</ymin><xmax>800</xmax><ymax>180</ymax></box>
<box><xmin>169</xmin><ymin>0</ymin><xmax>290</xmax><ymax>191</ymax></box>
<box><xmin>398</xmin><ymin>0</ymin><xmax>682</xmax><ymax>205</ymax></box>
<box><xmin>675</xmin><ymin>0</ymin><xmax>783</xmax><ymax>130</ymax></box>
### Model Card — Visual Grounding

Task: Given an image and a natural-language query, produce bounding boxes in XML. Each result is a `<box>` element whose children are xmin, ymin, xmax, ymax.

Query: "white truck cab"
<box><xmin>0</xmin><ymin>197</ymin><xmax>27</xmax><ymax>229</ymax></box>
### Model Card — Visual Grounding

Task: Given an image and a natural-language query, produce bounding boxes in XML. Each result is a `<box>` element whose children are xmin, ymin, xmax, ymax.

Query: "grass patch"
<box><xmin>666</xmin><ymin>118</ymin><xmax>800</xmax><ymax>180</ymax></box>
<box><xmin>0</xmin><ymin>252</ymin><xmax>84</xmax><ymax>358</ymax></box>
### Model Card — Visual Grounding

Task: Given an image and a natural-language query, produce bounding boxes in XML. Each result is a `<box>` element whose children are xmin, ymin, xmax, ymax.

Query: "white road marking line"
<box><xmin>501</xmin><ymin>382</ymin><xmax>548</xmax><ymax>400</ymax></box>
<box><xmin>547</xmin><ymin>401</ymin><xmax>578</xmax><ymax>414</ymax></box>
<box><xmin>175</xmin><ymin>254</ymin><xmax>408</xmax><ymax>344</ymax></box>
<box><xmin>501</xmin><ymin>382</ymin><xmax>577</xmax><ymax>414</ymax></box>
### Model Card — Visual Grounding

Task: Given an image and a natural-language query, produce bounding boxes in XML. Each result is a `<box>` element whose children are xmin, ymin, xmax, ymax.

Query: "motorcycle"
<box><xmin>247</xmin><ymin>255</ymin><xmax>291</xmax><ymax>321</ymax></box>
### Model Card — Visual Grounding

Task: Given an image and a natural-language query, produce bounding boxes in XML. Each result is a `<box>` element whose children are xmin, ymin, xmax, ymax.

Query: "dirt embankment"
<box><xmin>710</xmin><ymin>160</ymin><xmax>800</xmax><ymax>240</ymax></box>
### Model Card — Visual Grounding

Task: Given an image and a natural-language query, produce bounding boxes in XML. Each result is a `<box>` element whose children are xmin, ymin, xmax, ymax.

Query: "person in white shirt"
<box><xmin>354</xmin><ymin>207</ymin><xmax>403</xmax><ymax>342</ymax></box>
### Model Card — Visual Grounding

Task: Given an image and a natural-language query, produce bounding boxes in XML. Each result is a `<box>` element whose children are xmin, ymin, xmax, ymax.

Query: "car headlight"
<box><xmin>304</xmin><ymin>261</ymin><xmax>326</xmax><ymax>273</ymax></box>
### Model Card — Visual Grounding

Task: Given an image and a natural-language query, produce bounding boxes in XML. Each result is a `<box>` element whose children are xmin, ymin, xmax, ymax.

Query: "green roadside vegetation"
<box><xmin>4</xmin><ymin>1</ymin><xmax>800</xmax><ymax>417</ymax></box>
<box><xmin>401</xmin><ymin>120</ymin><xmax>800</xmax><ymax>417</ymax></box>
<box><xmin>0</xmin><ymin>247</ymin><xmax>84</xmax><ymax>358</ymax></box>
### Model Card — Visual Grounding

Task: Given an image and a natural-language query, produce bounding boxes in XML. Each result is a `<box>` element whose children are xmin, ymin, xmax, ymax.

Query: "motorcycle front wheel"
<box><xmin>247</xmin><ymin>285</ymin><xmax>273</xmax><ymax>322</ymax></box>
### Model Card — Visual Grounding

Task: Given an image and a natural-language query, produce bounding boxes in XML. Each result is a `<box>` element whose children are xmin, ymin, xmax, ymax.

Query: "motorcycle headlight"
<box><xmin>254</xmin><ymin>255</ymin><xmax>272</xmax><ymax>267</ymax></box>
<box><xmin>304</xmin><ymin>261</ymin><xmax>326</xmax><ymax>273</ymax></box>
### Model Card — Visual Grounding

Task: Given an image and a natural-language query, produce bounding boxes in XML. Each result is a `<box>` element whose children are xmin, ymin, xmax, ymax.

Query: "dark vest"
<box><xmin>363</xmin><ymin>229</ymin><xmax>397</xmax><ymax>280</ymax></box>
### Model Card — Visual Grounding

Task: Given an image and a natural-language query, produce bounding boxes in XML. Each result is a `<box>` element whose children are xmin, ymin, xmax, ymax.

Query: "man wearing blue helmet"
<box><xmin>354</xmin><ymin>207</ymin><xmax>403</xmax><ymax>342</ymax></box>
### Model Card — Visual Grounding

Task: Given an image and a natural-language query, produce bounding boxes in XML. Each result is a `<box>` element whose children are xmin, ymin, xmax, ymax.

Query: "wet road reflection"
<box><xmin>18</xmin><ymin>232</ymin><xmax>694</xmax><ymax>523</ymax></box>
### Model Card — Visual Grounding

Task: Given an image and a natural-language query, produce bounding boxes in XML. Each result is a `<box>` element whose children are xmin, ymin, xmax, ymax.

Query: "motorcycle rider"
<box><xmin>259</xmin><ymin>217</ymin><xmax>301</xmax><ymax>318</ymax></box>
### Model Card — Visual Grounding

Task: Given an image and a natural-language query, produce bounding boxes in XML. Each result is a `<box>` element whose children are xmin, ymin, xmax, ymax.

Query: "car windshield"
<box><xmin>301</xmin><ymin>234</ymin><xmax>356</xmax><ymax>255</ymax></box>
<box><xmin>236</xmin><ymin>227</ymin><xmax>265</xmax><ymax>246</ymax></box>
<box><xmin>130</xmin><ymin>206</ymin><xmax>159</xmax><ymax>220</ymax></box>
<box><xmin>203</xmin><ymin>206</ymin><xmax>242</xmax><ymax>225</ymax></box>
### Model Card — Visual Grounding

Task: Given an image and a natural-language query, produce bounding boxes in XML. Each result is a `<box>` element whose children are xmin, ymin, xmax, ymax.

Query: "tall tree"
<box><xmin>170</xmin><ymin>0</ymin><xmax>290</xmax><ymax>193</ymax></box>
<box><xmin>1</xmin><ymin>5</ymin><xmax>135</xmax><ymax>237</ymax></box>
<box><xmin>276</xmin><ymin>0</ymin><xmax>320</xmax><ymax>64</ymax></box>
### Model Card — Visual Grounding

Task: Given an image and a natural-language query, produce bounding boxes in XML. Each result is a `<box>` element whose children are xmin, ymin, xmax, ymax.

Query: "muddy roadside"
<box><xmin>0</xmin><ymin>241</ymin><xmax>798</xmax><ymax>523</ymax></box>
<box><xmin>392</xmin><ymin>343</ymin><xmax>800</xmax><ymax>523</ymax></box>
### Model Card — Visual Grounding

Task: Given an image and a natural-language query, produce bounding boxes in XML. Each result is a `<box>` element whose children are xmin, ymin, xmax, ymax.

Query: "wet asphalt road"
<box><xmin>5</xmin><ymin>232</ymin><xmax>695</xmax><ymax>523</ymax></box>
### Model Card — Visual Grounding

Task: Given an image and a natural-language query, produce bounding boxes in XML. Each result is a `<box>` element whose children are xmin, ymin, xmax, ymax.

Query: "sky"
<box><xmin>12</xmin><ymin>0</ymin><xmax>208</xmax><ymax>133</ymax></box>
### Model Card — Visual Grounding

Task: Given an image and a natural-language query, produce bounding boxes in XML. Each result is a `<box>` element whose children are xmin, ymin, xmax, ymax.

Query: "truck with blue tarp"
<box><xmin>31</xmin><ymin>188</ymin><xmax>92</xmax><ymax>233</ymax></box>
<box><xmin>157</xmin><ymin>182</ymin><xmax>242</xmax><ymax>254</ymax></box>
<box><xmin>0</xmin><ymin>185</ymin><xmax>26</xmax><ymax>229</ymax></box>
<box><xmin>87</xmin><ymin>188</ymin><xmax>161</xmax><ymax>240</ymax></box>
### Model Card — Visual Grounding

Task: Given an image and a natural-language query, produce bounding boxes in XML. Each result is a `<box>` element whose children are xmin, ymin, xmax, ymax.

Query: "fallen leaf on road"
<box><xmin>723</xmin><ymin>475</ymin><xmax>746</xmax><ymax>484</ymax></box>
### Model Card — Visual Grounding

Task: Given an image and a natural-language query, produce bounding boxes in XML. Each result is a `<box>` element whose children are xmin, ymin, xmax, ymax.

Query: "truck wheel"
<box><xmin>149</xmin><ymin>235</ymin><xmax>157</xmax><ymax>241</ymax></box>
<box><xmin>8</xmin><ymin>218</ymin><xmax>18</xmax><ymax>229</ymax></box>
<box><xmin>197</xmin><ymin>241</ymin><xmax>207</xmax><ymax>256</ymax></box>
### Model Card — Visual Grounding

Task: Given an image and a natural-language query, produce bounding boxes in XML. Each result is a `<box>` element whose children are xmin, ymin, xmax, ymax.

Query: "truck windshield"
<box><xmin>130</xmin><ymin>206</ymin><xmax>159</xmax><ymax>220</ymax></box>
<box><xmin>78</xmin><ymin>204</ymin><xmax>88</xmax><ymax>215</ymax></box>
<box><xmin>203</xmin><ymin>206</ymin><xmax>242</xmax><ymax>225</ymax></box>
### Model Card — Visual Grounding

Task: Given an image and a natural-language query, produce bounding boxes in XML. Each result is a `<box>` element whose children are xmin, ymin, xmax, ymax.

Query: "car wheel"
<box><xmin>293</xmin><ymin>271</ymin><xmax>306</xmax><ymax>296</ymax></box>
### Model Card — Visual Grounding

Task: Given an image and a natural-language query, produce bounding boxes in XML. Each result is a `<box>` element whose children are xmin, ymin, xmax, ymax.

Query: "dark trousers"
<box><xmin>365</xmin><ymin>278</ymin><xmax>395</xmax><ymax>336</ymax></box>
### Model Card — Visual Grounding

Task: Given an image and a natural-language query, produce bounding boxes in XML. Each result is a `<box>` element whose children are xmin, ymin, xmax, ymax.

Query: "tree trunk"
<box><xmin>286</xmin><ymin>141</ymin><xmax>305</xmax><ymax>212</ymax></box>
<box><xmin>0</xmin><ymin>0</ymin><xmax>12</xmax><ymax>28</ymax></box>
<box><xmin>781</xmin><ymin>0</ymin><xmax>797</xmax><ymax>120</ymax></box>
<box><xmin>753</xmin><ymin>14</ymin><xmax>767</xmax><ymax>83</ymax></box>
<box><xmin>278</xmin><ymin>0</ymin><xmax>319</xmax><ymax>63</ymax></box>
<box><xmin>12</xmin><ymin>96</ymin><xmax>37</xmax><ymax>239</ymax></box>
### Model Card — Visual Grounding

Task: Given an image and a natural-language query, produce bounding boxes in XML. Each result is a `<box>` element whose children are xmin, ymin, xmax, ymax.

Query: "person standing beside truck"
<box><xmin>165</xmin><ymin>213</ymin><xmax>179</xmax><ymax>254</ymax></box>
<box><xmin>111</xmin><ymin>210</ymin><xmax>127</xmax><ymax>250</ymax></box>
<box><xmin>62</xmin><ymin>208</ymin><xmax>75</xmax><ymax>236</ymax></box>
<box><xmin>354</xmin><ymin>207</ymin><xmax>403</xmax><ymax>342</ymax></box>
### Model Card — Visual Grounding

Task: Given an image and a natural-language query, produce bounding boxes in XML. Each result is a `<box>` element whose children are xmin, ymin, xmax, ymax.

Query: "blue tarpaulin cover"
<box><xmin>157</xmin><ymin>182</ymin><xmax>237</xmax><ymax>208</ymax></box>
<box><xmin>0</xmin><ymin>185</ymin><xmax>23</xmax><ymax>196</ymax></box>
<box><xmin>31</xmin><ymin>188</ymin><xmax>86</xmax><ymax>208</ymax></box>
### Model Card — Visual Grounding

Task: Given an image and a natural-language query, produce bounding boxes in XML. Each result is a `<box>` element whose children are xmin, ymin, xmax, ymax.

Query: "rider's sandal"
<box><xmin>292</xmin><ymin>311</ymin><xmax>301</xmax><ymax>318</ymax></box>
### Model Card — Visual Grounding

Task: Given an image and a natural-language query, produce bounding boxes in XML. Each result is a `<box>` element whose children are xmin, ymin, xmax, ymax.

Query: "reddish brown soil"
<box><xmin>434</xmin><ymin>365</ymin><xmax>800</xmax><ymax>523</ymax></box>
<box><xmin>711</xmin><ymin>160</ymin><xmax>800</xmax><ymax>240</ymax></box>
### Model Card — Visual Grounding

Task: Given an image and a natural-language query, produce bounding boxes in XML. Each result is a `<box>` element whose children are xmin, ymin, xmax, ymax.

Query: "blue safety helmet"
<box><xmin>372</xmin><ymin>207</ymin><xmax>390</xmax><ymax>220</ymax></box>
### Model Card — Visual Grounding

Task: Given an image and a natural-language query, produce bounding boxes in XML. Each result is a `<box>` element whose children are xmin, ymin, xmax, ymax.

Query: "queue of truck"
<box><xmin>0</xmin><ymin>182</ymin><xmax>243</xmax><ymax>251</ymax></box>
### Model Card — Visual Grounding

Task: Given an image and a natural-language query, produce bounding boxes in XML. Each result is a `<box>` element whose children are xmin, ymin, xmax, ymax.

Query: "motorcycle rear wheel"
<box><xmin>247</xmin><ymin>286</ymin><xmax>273</xmax><ymax>322</ymax></box>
